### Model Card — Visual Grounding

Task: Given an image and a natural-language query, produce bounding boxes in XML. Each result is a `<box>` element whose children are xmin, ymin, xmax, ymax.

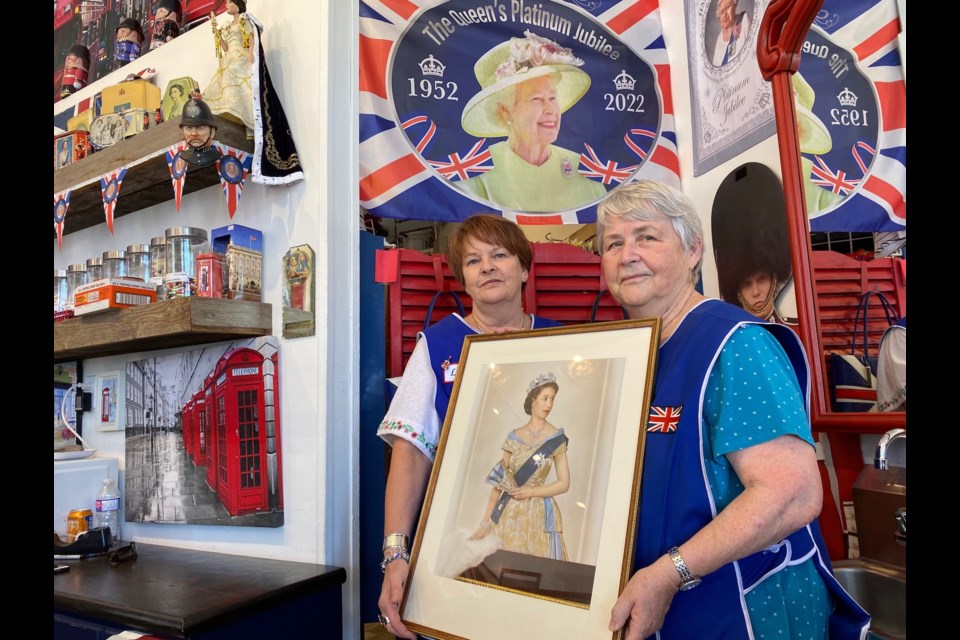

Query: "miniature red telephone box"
<box><xmin>212</xmin><ymin>348</ymin><xmax>269</xmax><ymax>516</ymax></box>
<box><xmin>204</xmin><ymin>372</ymin><xmax>217</xmax><ymax>492</ymax></box>
<box><xmin>101</xmin><ymin>387</ymin><xmax>112</xmax><ymax>423</ymax></box>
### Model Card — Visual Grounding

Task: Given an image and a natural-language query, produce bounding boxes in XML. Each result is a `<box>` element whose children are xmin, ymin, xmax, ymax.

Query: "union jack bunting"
<box><xmin>54</xmin><ymin>190</ymin><xmax>71</xmax><ymax>250</ymax></box>
<box><xmin>799</xmin><ymin>0</ymin><xmax>905</xmax><ymax>232</ymax></box>
<box><xmin>165</xmin><ymin>142</ymin><xmax>189</xmax><ymax>211</ymax></box>
<box><xmin>360</xmin><ymin>0</ymin><xmax>680</xmax><ymax>225</ymax></box>
<box><xmin>214</xmin><ymin>143</ymin><xmax>253</xmax><ymax>219</ymax></box>
<box><xmin>647</xmin><ymin>406</ymin><xmax>682</xmax><ymax>433</ymax></box>
<box><xmin>100</xmin><ymin>167</ymin><xmax>129</xmax><ymax>235</ymax></box>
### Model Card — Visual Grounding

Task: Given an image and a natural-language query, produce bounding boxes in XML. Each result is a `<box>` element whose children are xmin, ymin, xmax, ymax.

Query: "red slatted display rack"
<box><xmin>375</xmin><ymin>244</ymin><xmax>623</xmax><ymax>377</ymax></box>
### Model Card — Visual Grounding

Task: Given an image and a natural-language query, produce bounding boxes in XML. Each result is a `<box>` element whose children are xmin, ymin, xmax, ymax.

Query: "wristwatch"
<box><xmin>668</xmin><ymin>547</ymin><xmax>702</xmax><ymax>591</ymax></box>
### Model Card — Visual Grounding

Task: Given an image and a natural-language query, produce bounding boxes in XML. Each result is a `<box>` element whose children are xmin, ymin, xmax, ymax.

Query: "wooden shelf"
<box><xmin>54</xmin><ymin>297</ymin><xmax>272</xmax><ymax>362</ymax></box>
<box><xmin>53</xmin><ymin>115</ymin><xmax>252</xmax><ymax>237</ymax></box>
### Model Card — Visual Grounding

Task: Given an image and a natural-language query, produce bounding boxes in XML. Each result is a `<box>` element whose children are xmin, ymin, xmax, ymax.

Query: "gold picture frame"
<box><xmin>401</xmin><ymin>319</ymin><xmax>660</xmax><ymax>639</ymax></box>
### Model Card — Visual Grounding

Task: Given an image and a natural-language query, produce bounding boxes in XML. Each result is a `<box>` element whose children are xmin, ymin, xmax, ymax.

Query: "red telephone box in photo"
<box><xmin>212</xmin><ymin>348</ymin><xmax>270</xmax><ymax>516</ymax></box>
<box><xmin>182</xmin><ymin>397</ymin><xmax>196</xmax><ymax>460</ymax></box>
<box><xmin>193</xmin><ymin>388</ymin><xmax>207</xmax><ymax>467</ymax></box>
<box><xmin>203</xmin><ymin>372</ymin><xmax>217</xmax><ymax>492</ymax></box>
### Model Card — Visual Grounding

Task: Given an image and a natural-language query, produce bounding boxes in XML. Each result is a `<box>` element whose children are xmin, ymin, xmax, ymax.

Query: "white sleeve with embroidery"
<box><xmin>376</xmin><ymin>337</ymin><xmax>441</xmax><ymax>461</ymax></box>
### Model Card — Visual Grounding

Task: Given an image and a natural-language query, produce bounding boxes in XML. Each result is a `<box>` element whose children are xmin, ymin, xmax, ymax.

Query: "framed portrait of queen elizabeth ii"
<box><xmin>400</xmin><ymin>319</ymin><xmax>659</xmax><ymax>640</ymax></box>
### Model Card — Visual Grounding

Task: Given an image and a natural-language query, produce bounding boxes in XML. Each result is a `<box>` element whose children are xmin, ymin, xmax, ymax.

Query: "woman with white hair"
<box><xmin>459</xmin><ymin>31</ymin><xmax>607</xmax><ymax>212</ymax></box>
<box><xmin>597</xmin><ymin>180</ymin><xmax>869</xmax><ymax>639</ymax></box>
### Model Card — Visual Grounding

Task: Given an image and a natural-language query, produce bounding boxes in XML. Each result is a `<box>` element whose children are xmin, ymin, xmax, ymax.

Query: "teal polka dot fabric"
<box><xmin>703</xmin><ymin>324</ymin><xmax>829</xmax><ymax>640</ymax></box>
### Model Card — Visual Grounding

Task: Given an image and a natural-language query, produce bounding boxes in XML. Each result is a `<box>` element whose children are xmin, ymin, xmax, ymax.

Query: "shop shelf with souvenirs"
<box><xmin>53</xmin><ymin>115</ymin><xmax>252</xmax><ymax>237</ymax></box>
<box><xmin>54</xmin><ymin>296</ymin><xmax>272</xmax><ymax>363</ymax></box>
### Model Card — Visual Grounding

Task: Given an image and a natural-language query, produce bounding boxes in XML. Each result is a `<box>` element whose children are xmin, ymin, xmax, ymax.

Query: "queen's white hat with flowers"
<box><xmin>461</xmin><ymin>31</ymin><xmax>591</xmax><ymax>138</ymax></box>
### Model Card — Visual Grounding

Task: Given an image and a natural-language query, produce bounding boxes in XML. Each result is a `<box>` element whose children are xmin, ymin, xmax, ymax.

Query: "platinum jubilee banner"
<box><xmin>795</xmin><ymin>0</ymin><xmax>906</xmax><ymax>232</ymax></box>
<box><xmin>360</xmin><ymin>0</ymin><xmax>680</xmax><ymax>224</ymax></box>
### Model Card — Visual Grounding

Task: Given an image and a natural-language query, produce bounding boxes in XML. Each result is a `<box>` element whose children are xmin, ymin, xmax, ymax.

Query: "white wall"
<box><xmin>53</xmin><ymin>0</ymin><xmax>355</xmax><ymax>590</ymax></box>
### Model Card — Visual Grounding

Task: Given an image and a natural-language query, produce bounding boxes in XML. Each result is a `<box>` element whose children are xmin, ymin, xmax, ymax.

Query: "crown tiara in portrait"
<box><xmin>527</xmin><ymin>372</ymin><xmax>557</xmax><ymax>394</ymax></box>
<box><xmin>614</xmin><ymin>70</ymin><xmax>636</xmax><ymax>91</ymax></box>
<box><xmin>836</xmin><ymin>87</ymin><xmax>858</xmax><ymax>107</ymax></box>
<box><xmin>419</xmin><ymin>54</ymin><xmax>445</xmax><ymax>77</ymax></box>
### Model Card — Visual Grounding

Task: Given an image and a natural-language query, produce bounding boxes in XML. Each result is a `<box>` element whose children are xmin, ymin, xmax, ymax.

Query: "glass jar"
<box><xmin>103</xmin><ymin>250</ymin><xmax>127</xmax><ymax>280</ymax></box>
<box><xmin>149</xmin><ymin>236</ymin><xmax>166</xmax><ymax>293</ymax></box>
<box><xmin>85</xmin><ymin>257</ymin><xmax>104</xmax><ymax>283</ymax></box>
<box><xmin>125</xmin><ymin>244</ymin><xmax>151</xmax><ymax>283</ymax></box>
<box><xmin>164</xmin><ymin>227</ymin><xmax>209</xmax><ymax>298</ymax></box>
<box><xmin>54</xmin><ymin>269</ymin><xmax>68</xmax><ymax>313</ymax></box>
<box><xmin>65</xmin><ymin>263</ymin><xmax>88</xmax><ymax>311</ymax></box>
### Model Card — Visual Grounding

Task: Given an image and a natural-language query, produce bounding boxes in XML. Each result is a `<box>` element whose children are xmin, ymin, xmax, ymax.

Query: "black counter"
<box><xmin>54</xmin><ymin>542</ymin><xmax>346</xmax><ymax>639</ymax></box>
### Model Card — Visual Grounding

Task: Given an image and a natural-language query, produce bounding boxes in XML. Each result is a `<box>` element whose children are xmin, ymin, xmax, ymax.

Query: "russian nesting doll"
<box><xmin>114</xmin><ymin>18</ymin><xmax>144</xmax><ymax>70</ymax></box>
<box><xmin>60</xmin><ymin>44</ymin><xmax>91</xmax><ymax>99</ymax></box>
<box><xmin>149</xmin><ymin>0</ymin><xmax>182</xmax><ymax>51</ymax></box>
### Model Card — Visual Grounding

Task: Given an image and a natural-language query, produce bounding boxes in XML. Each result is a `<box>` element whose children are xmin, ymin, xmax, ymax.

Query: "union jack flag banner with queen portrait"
<box><xmin>795</xmin><ymin>0</ymin><xmax>906</xmax><ymax>232</ymax></box>
<box><xmin>360</xmin><ymin>0</ymin><xmax>681</xmax><ymax>225</ymax></box>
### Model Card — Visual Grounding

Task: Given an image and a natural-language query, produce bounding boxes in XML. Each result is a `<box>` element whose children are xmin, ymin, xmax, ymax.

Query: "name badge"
<box><xmin>443</xmin><ymin>363</ymin><xmax>458</xmax><ymax>383</ymax></box>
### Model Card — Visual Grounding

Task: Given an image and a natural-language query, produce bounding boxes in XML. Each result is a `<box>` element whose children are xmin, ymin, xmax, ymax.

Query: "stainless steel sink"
<box><xmin>833</xmin><ymin>559</ymin><xmax>906</xmax><ymax>639</ymax></box>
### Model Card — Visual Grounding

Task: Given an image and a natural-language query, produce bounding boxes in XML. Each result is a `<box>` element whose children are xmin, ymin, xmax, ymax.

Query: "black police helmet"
<box><xmin>179</xmin><ymin>98</ymin><xmax>216</xmax><ymax>128</ymax></box>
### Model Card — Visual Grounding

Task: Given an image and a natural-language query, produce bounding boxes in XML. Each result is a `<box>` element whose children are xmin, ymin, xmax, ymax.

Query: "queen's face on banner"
<box><xmin>499</xmin><ymin>75</ymin><xmax>562</xmax><ymax>161</ymax></box>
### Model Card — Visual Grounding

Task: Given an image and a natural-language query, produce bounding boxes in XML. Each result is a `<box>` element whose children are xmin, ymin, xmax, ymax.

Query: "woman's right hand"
<box><xmin>378</xmin><ymin>559</ymin><xmax>417</xmax><ymax>639</ymax></box>
<box><xmin>469</xmin><ymin>525</ymin><xmax>489</xmax><ymax>541</ymax></box>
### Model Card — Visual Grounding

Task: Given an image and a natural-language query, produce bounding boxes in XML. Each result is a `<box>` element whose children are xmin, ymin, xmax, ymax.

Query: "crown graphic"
<box><xmin>614</xmin><ymin>69</ymin><xmax>636</xmax><ymax>91</ymax></box>
<box><xmin>419</xmin><ymin>55</ymin><xmax>445</xmax><ymax>77</ymax></box>
<box><xmin>527</xmin><ymin>372</ymin><xmax>557</xmax><ymax>394</ymax></box>
<box><xmin>837</xmin><ymin>87</ymin><xmax>858</xmax><ymax>107</ymax></box>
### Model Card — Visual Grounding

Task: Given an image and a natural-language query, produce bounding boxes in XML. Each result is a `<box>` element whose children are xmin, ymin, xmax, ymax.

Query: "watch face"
<box><xmin>679</xmin><ymin>576</ymin><xmax>702</xmax><ymax>591</ymax></box>
<box><xmin>90</xmin><ymin>113</ymin><xmax>126</xmax><ymax>149</ymax></box>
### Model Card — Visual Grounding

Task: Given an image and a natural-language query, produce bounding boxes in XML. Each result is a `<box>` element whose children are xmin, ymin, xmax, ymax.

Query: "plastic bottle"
<box><xmin>95</xmin><ymin>478</ymin><xmax>121</xmax><ymax>540</ymax></box>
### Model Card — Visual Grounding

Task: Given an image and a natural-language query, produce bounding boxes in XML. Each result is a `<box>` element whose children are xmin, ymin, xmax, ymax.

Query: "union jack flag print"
<box><xmin>215</xmin><ymin>144</ymin><xmax>253</xmax><ymax>219</ymax></box>
<box><xmin>360</xmin><ymin>0</ymin><xmax>680</xmax><ymax>225</ymax></box>
<box><xmin>647</xmin><ymin>405</ymin><xmax>682</xmax><ymax>433</ymax></box>
<box><xmin>798</xmin><ymin>0</ymin><xmax>905</xmax><ymax>232</ymax></box>
<box><xmin>99</xmin><ymin>167</ymin><xmax>129</xmax><ymax>235</ymax></box>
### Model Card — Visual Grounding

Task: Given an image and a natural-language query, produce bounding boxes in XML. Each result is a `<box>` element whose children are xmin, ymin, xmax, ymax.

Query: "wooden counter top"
<box><xmin>54</xmin><ymin>542</ymin><xmax>346</xmax><ymax>638</ymax></box>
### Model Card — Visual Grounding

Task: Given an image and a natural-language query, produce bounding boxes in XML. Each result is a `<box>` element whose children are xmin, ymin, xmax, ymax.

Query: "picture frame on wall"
<box><xmin>400</xmin><ymin>319</ymin><xmax>660</xmax><ymax>640</ymax></box>
<box><xmin>96</xmin><ymin>372</ymin><xmax>122</xmax><ymax>431</ymax></box>
<box><xmin>686</xmin><ymin>0</ymin><xmax>777</xmax><ymax>175</ymax></box>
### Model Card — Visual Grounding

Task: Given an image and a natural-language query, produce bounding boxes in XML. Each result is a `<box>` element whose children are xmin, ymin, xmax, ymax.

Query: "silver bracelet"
<box><xmin>380</xmin><ymin>549</ymin><xmax>410</xmax><ymax>573</ymax></box>
<box><xmin>382</xmin><ymin>532</ymin><xmax>410</xmax><ymax>553</ymax></box>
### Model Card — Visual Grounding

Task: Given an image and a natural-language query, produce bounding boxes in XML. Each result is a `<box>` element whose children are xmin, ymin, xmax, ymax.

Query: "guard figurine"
<box><xmin>149</xmin><ymin>0</ymin><xmax>181</xmax><ymax>51</ymax></box>
<box><xmin>114</xmin><ymin>18</ymin><xmax>144</xmax><ymax>70</ymax></box>
<box><xmin>176</xmin><ymin>97</ymin><xmax>222</xmax><ymax>167</ymax></box>
<box><xmin>60</xmin><ymin>44</ymin><xmax>91</xmax><ymax>99</ymax></box>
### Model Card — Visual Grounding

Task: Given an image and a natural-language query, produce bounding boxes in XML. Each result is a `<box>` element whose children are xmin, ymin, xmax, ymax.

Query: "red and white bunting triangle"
<box><xmin>214</xmin><ymin>143</ymin><xmax>253</xmax><ymax>219</ymax></box>
<box><xmin>165</xmin><ymin>142</ymin><xmax>189</xmax><ymax>211</ymax></box>
<box><xmin>100</xmin><ymin>166</ymin><xmax>129</xmax><ymax>234</ymax></box>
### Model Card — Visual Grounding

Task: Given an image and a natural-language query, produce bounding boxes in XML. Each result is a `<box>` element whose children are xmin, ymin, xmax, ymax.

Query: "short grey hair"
<box><xmin>596</xmin><ymin>180</ymin><xmax>704</xmax><ymax>283</ymax></box>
